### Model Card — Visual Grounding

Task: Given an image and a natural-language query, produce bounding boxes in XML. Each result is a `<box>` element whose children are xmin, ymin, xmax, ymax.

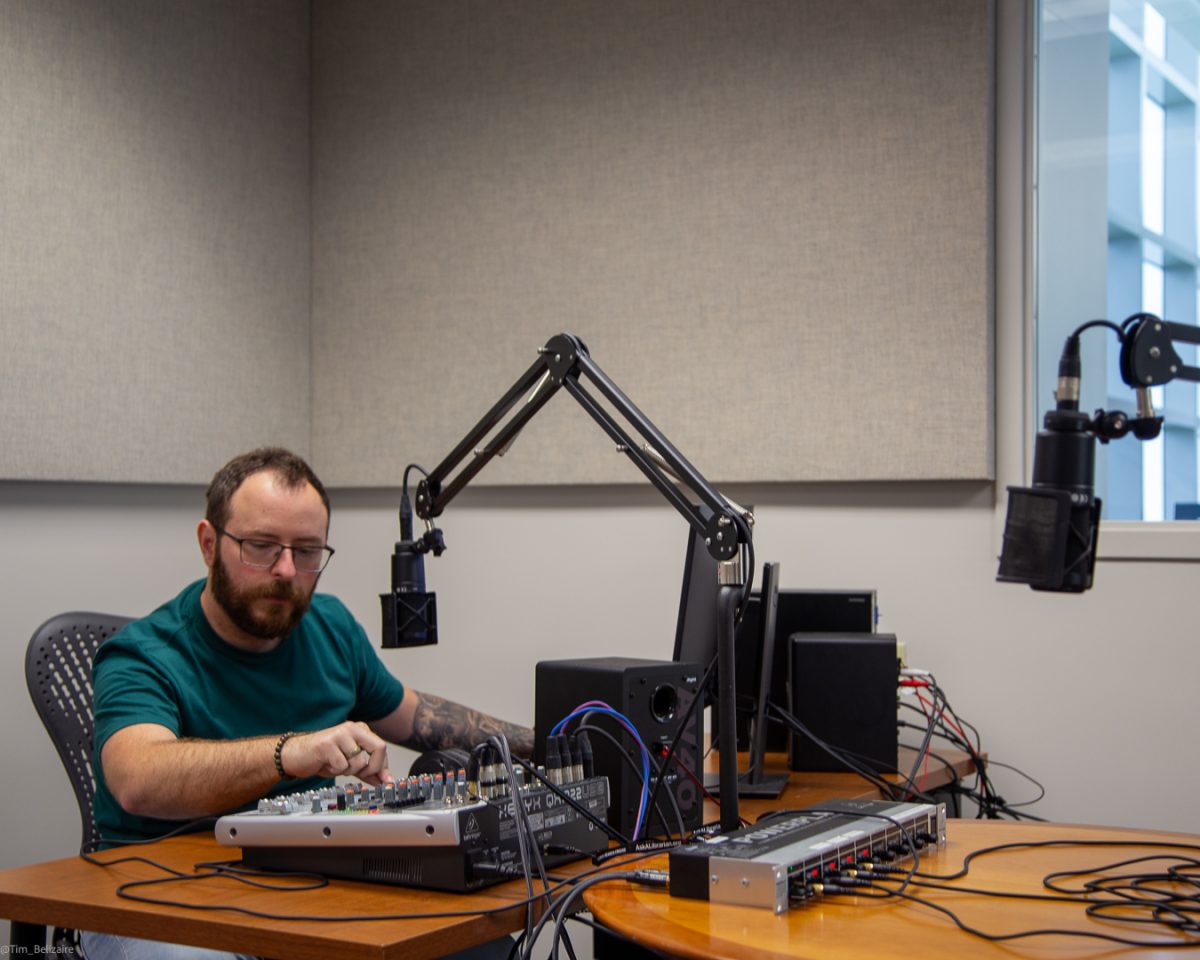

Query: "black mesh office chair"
<box><xmin>26</xmin><ymin>612</ymin><xmax>131</xmax><ymax>850</ymax></box>
<box><xmin>24</xmin><ymin>612</ymin><xmax>131</xmax><ymax>954</ymax></box>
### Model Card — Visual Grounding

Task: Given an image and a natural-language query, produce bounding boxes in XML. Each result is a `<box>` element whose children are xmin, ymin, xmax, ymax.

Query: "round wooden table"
<box><xmin>584</xmin><ymin>819</ymin><xmax>1200</xmax><ymax>960</ymax></box>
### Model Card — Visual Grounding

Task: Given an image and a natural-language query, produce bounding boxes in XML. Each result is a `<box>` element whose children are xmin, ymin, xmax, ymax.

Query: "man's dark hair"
<box><xmin>205</xmin><ymin>448</ymin><xmax>330</xmax><ymax>532</ymax></box>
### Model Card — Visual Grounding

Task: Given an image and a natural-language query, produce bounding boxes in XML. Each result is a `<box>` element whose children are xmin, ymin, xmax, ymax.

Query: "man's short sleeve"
<box><xmin>92</xmin><ymin>640</ymin><xmax>183</xmax><ymax>754</ymax></box>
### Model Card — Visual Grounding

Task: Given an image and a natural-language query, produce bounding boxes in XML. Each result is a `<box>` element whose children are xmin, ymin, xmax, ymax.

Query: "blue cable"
<box><xmin>552</xmin><ymin>701</ymin><xmax>653</xmax><ymax>840</ymax></box>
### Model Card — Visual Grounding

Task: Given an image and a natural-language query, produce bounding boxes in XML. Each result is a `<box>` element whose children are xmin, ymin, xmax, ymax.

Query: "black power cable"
<box><xmin>806</xmin><ymin>834</ymin><xmax>1200</xmax><ymax>948</ymax></box>
<box><xmin>767</xmin><ymin>701</ymin><xmax>936</xmax><ymax>803</ymax></box>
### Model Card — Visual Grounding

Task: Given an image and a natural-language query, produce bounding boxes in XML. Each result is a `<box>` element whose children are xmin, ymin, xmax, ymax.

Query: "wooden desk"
<box><xmin>0</xmin><ymin>833</ymin><xmax>533</xmax><ymax>960</ymax></box>
<box><xmin>0</xmin><ymin>747</ymin><xmax>975</xmax><ymax>958</ymax></box>
<box><xmin>586</xmin><ymin>820</ymin><xmax>1200</xmax><ymax>960</ymax></box>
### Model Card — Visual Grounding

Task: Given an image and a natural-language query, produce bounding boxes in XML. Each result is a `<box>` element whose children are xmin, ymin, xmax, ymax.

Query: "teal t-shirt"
<box><xmin>91</xmin><ymin>579</ymin><xmax>406</xmax><ymax>843</ymax></box>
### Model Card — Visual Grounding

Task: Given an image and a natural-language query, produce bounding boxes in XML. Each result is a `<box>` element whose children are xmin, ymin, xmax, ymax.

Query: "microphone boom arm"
<box><xmin>415</xmin><ymin>333</ymin><xmax>746</xmax><ymax>563</ymax></box>
<box><xmin>1122</xmin><ymin>315</ymin><xmax>1200</xmax><ymax>388</ymax></box>
<box><xmin>408</xmin><ymin>332</ymin><xmax>752</xmax><ymax>833</ymax></box>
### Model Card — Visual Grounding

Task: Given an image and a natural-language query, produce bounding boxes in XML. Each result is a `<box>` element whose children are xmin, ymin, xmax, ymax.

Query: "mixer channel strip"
<box><xmin>216</xmin><ymin>759</ymin><xmax>611</xmax><ymax>892</ymax></box>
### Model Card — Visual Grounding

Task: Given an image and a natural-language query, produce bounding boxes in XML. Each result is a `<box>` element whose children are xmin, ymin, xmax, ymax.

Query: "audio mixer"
<box><xmin>216</xmin><ymin>765</ymin><xmax>611</xmax><ymax>892</ymax></box>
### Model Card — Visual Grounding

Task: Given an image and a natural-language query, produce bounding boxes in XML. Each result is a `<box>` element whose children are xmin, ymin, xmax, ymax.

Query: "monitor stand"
<box><xmin>703</xmin><ymin>728</ymin><xmax>789</xmax><ymax>798</ymax></box>
<box><xmin>737</xmin><ymin>767</ymin><xmax>789</xmax><ymax>799</ymax></box>
<box><xmin>708</xmin><ymin>561</ymin><xmax>788</xmax><ymax>799</ymax></box>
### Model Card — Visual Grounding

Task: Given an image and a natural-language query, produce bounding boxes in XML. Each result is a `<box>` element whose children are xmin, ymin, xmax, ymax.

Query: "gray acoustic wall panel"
<box><xmin>0</xmin><ymin>0</ymin><xmax>311</xmax><ymax>483</ymax></box>
<box><xmin>311</xmin><ymin>0</ymin><xmax>994</xmax><ymax>487</ymax></box>
<box><xmin>0</xmin><ymin>1</ymin><xmax>993</xmax><ymax>487</ymax></box>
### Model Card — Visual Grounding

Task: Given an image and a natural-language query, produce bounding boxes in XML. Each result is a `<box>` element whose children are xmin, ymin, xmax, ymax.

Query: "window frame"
<box><xmin>1028</xmin><ymin>0</ymin><xmax>1200</xmax><ymax>563</ymax></box>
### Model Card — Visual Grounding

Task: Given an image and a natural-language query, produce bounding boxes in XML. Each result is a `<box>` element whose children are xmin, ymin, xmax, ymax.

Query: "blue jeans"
<box><xmin>80</xmin><ymin>931</ymin><xmax>258</xmax><ymax>960</ymax></box>
<box><xmin>81</xmin><ymin>930</ymin><xmax>514</xmax><ymax>959</ymax></box>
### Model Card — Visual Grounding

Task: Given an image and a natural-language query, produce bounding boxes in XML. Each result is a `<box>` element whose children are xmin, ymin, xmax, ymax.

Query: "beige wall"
<box><xmin>5</xmin><ymin>476</ymin><xmax>1198</xmax><ymax>880</ymax></box>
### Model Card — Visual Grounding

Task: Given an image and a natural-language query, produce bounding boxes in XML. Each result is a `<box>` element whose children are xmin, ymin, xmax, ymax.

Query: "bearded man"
<box><xmin>86</xmin><ymin>448</ymin><xmax>530</xmax><ymax>960</ymax></box>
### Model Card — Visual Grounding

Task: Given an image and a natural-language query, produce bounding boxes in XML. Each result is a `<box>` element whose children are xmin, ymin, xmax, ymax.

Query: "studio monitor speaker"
<box><xmin>787</xmin><ymin>633</ymin><xmax>898</xmax><ymax>773</ymax></box>
<box><xmin>535</xmin><ymin>657</ymin><xmax>704</xmax><ymax>839</ymax></box>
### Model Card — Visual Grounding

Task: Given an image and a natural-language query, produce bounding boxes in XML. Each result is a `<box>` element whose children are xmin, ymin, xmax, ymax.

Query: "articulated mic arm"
<box><xmin>387</xmin><ymin>332</ymin><xmax>753</xmax><ymax>833</ymax></box>
<box><xmin>414</xmin><ymin>333</ymin><xmax>749</xmax><ymax>564</ymax></box>
<box><xmin>1122</xmin><ymin>312</ymin><xmax>1200</xmax><ymax>388</ymax></box>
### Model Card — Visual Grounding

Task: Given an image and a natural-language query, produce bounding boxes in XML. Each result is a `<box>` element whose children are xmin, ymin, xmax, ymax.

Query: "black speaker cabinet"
<box><xmin>787</xmin><ymin>633</ymin><xmax>898</xmax><ymax>773</ymax></box>
<box><xmin>724</xmin><ymin>589</ymin><xmax>878</xmax><ymax>753</ymax></box>
<box><xmin>535</xmin><ymin>657</ymin><xmax>704</xmax><ymax>839</ymax></box>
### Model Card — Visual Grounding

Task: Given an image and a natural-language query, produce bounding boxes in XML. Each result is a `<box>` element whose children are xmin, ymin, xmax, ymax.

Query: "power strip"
<box><xmin>669</xmin><ymin>798</ymin><xmax>946</xmax><ymax>912</ymax></box>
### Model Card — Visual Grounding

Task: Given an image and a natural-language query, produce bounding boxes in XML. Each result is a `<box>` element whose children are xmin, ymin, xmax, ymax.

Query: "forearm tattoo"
<box><xmin>409</xmin><ymin>691</ymin><xmax>535</xmax><ymax>757</ymax></box>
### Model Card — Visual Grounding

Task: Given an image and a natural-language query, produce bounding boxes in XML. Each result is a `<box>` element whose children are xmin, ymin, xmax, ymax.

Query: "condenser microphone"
<box><xmin>380</xmin><ymin>492</ymin><xmax>439</xmax><ymax>647</ymax></box>
<box><xmin>997</xmin><ymin>336</ymin><xmax>1101</xmax><ymax>592</ymax></box>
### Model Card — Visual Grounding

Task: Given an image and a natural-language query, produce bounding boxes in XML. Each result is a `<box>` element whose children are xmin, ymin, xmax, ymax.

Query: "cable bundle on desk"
<box><xmin>765</xmin><ymin>700</ymin><xmax>935</xmax><ymax>804</ymax></box>
<box><xmin>549</xmin><ymin>699</ymin><xmax>705</xmax><ymax>845</ymax></box>
<box><xmin>479</xmin><ymin>734</ymin><xmax>549</xmax><ymax>949</ymax></box>
<box><xmin>899</xmin><ymin>669</ymin><xmax>1045</xmax><ymax>820</ymax></box>
<box><xmin>812</xmin><ymin>836</ymin><xmax>1200</xmax><ymax>948</ymax></box>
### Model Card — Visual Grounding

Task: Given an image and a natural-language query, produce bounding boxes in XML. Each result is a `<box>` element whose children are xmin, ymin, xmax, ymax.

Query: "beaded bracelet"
<box><xmin>274</xmin><ymin>731</ymin><xmax>297</xmax><ymax>780</ymax></box>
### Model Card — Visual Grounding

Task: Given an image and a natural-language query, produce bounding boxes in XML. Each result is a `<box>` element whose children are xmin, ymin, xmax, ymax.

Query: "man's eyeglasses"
<box><xmin>215</xmin><ymin>527</ymin><xmax>335</xmax><ymax>573</ymax></box>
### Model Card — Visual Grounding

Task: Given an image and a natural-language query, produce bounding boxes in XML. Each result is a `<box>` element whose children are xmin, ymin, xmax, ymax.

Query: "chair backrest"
<box><xmin>25</xmin><ymin>612</ymin><xmax>132</xmax><ymax>851</ymax></box>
